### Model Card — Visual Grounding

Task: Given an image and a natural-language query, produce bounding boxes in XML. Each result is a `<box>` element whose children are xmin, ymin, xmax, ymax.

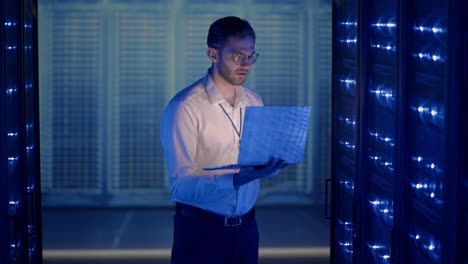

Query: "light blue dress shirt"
<box><xmin>160</xmin><ymin>71</ymin><xmax>268</xmax><ymax>216</ymax></box>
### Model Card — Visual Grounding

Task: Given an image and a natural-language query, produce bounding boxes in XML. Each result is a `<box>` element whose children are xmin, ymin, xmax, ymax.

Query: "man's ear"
<box><xmin>207</xmin><ymin>47</ymin><xmax>218</xmax><ymax>63</ymax></box>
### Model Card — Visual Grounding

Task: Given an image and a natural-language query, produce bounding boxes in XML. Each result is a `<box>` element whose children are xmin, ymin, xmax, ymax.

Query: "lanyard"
<box><xmin>219</xmin><ymin>104</ymin><xmax>243</xmax><ymax>140</ymax></box>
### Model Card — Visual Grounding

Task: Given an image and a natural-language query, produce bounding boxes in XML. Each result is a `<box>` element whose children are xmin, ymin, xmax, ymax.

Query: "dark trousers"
<box><xmin>171</xmin><ymin>203</ymin><xmax>259</xmax><ymax>264</ymax></box>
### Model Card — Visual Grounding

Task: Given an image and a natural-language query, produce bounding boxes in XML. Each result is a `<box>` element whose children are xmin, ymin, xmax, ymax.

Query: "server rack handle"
<box><xmin>352</xmin><ymin>201</ymin><xmax>361</xmax><ymax>264</ymax></box>
<box><xmin>390</xmin><ymin>228</ymin><xmax>399</xmax><ymax>264</ymax></box>
<box><xmin>324</xmin><ymin>178</ymin><xmax>332</xmax><ymax>219</ymax></box>
<box><xmin>9</xmin><ymin>216</ymin><xmax>18</xmax><ymax>264</ymax></box>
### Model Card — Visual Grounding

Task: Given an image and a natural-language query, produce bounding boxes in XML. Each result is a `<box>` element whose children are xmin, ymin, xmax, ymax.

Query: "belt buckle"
<box><xmin>224</xmin><ymin>216</ymin><xmax>242</xmax><ymax>227</ymax></box>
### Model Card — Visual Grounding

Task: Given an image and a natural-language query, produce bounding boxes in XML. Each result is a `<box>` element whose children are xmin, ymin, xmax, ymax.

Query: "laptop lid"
<box><xmin>203</xmin><ymin>106</ymin><xmax>311</xmax><ymax>170</ymax></box>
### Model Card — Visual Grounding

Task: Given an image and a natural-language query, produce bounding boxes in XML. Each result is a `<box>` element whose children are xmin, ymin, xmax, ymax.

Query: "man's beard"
<box><xmin>216</xmin><ymin>62</ymin><xmax>248</xmax><ymax>86</ymax></box>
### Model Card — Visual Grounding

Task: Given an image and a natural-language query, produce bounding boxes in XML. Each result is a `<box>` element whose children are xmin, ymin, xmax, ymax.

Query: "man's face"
<box><xmin>215</xmin><ymin>36</ymin><xmax>256</xmax><ymax>86</ymax></box>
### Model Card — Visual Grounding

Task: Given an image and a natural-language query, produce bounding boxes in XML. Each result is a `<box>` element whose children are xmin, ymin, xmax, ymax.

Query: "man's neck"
<box><xmin>209</xmin><ymin>69</ymin><xmax>237</xmax><ymax>107</ymax></box>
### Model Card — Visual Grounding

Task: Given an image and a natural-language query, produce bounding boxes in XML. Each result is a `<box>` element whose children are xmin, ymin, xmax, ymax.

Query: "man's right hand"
<box><xmin>233</xmin><ymin>157</ymin><xmax>288</xmax><ymax>189</ymax></box>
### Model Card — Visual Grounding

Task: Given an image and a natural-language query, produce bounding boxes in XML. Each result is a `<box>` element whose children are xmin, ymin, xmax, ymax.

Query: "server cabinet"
<box><xmin>402</xmin><ymin>1</ymin><xmax>451</xmax><ymax>263</ymax></box>
<box><xmin>0</xmin><ymin>0</ymin><xmax>43</xmax><ymax>263</ymax></box>
<box><xmin>331</xmin><ymin>0</ymin><xmax>359</xmax><ymax>263</ymax></box>
<box><xmin>358</xmin><ymin>1</ymin><xmax>398</xmax><ymax>263</ymax></box>
<box><xmin>331</xmin><ymin>0</ymin><xmax>466</xmax><ymax>263</ymax></box>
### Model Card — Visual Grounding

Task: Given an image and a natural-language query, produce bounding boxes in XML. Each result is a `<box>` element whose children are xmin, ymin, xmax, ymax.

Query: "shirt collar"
<box><xmin>204</xmin><ymin>70</ymin><xmax>248</xmax><ymax>108</ymax></box>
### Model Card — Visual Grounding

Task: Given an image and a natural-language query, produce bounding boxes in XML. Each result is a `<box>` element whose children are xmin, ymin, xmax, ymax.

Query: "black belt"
<box><xmin>175</xmin><ymin>202</ymin><xmax>255</xmax><ymax>227</ymax></box>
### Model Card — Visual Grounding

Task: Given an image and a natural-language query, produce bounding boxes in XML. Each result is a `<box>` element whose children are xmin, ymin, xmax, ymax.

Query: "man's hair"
<box><xmin>207</xmin><ymin>16</ymin><xmax>256</xmax><ymax>48</ymax></box>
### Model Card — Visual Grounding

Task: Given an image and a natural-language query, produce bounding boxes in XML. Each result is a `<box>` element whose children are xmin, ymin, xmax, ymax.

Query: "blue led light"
<box><xmin>410</xmin><ymin>232</ymin><xmax>441</xmax><ymax>260</ymax></box>
<box><xmin>411</xmin><ymin>155</ymin><xmax>443</xmax><ymax>174</ymax></box>
<box><xmin>381</xmin><ymin>208</ymin><xmax>389</xmax><ymax>213</ymax></box>
<box><xmin>339</xmin><ymin>241</ymin><xmax>354</xmax><ymax>254</ymax></box>
<box><xmin>4</xmin><ymin>21</ymin><xmax>17</xmax><ymax>26</ymax></box>
<box><xmin>341</xmin><ymin>21</ymin><xmax>357</xmax><ymax>26</ymax></box>
<box><xmin>427</xmin><ymin>243</ymin><xmax>435</xmax><ymax>251</ymax></box>
<box><xmin>26</xmin><ymin>145</ymin><xmax>34</xmax><ymax>151</ymax></box>
<box><xmin>338</xmin><ymin>116</ymin><xmax>356</xmax><ymax>127</ymax></box>
<box><xmin>371</xmin><ymin>23</ymin><xmax>396</xmax><ymax>28</ymax></box>
<box><xmin>410</xmin><ymin>179</ymin><xmax>443</xmax><ymax>204</ymax></box>
<box><xmin>9</xmin><ymin>200</ymin><xmax>20</xmax><ymax>216</ymax></box>
<box><xmin>27</xmin><ymin>185</ymin><xmax>35</xmax><ymax>193</ymax></box>
<box><xmin>24</xmin><ymin>24</ymin><xmax>33</xmax><ymax>28</ymax></box>
<box><xmin>6</xmin><ymin>46</ymin><xmax>17</xmax><ymax>50</ymax></box>
<box><xmin>370</xmin><ymin>43</ymin><xmax>396</xmax><ymax>52</ymax></box>
<box><xmin>414</xmin><ymin>25</ymin><xmax>445</xmax><ymax>34</ymax></box>
<box><xmin>413</xmin><ymin>52</ymin><xmax>444</xmax><ymax>62</ymax></box>
<box><xmin>7</xmin><ymin>132</ymin><xmax>18</xmax><ymax>137</ymax></box>
<box><xmin>345</xmin><ymin>118</ymin><xmax>356</xmax><ymax>126</ymax></box>
<box><xmin>370</xmin><ymin>88</ymin><xmax>395</xmax><ymax>101</ymax></box>
<box><xmin>413</xmin><ymin>183</ymin><xmax>427</xmax><ymax>189</ymax></box>
<box><xmin>6</xmin><ymin>88</ymin><xmax>17</xmax><ymax>94</ymax></box>
<box><xmin>369</xmin><ymin>131</ymin><xmax>395</xmax><ymax>147</ymax></box>
<box><xmin>369</xmin><ymin>153</ymin><xmax>394</xmax><ymax>171</ymax></box>
<box><xmin>411</xmin><ymin>105</ymin><xmax>444</xmax><ymax>122</ymax></box>
<box><xmin>26</xmin><ymin>124</ymin><xmax>33</xmax><ymax>129</ymax></box>
<box><xmin>340</xmin><ymin>79</ymin><xmax>356</xmax><ymax>85</ymax></box>
<box><xmin>367</xmin><ymin>242</ymin><xmax>391</xmax><ymax>263</ymax></box>
<box><xmin>25</xmin><ymin>83</ymin><xmax>33</xmax><ymax>89</ymax></box>
<box><xmin>369</xmin><ymin>199</ymin><xmax>394</xmax><ymax>222</ymax></box>
<box><xmin>369</xmin><ymin>244</ymin><xmax>384</xmax><ymax>249</ymax></box>
<box><xmin>340</xmin><ymin>38</ymin><xmax>357</xmax><ymax>44</ymax></box>
<box><xmin>338</xmin><ymin>219</ymin><xmax>354</xmax><ymax>231</ymax></box>
<box><xmin>345</xmin><ymin>141</ymin><xmax>355</xmax><ymax>149</ymax></box>
<box><xmin>339</xmin><ymin>180</ymin><xmax>355</xmax><ymax>191</ymax></box>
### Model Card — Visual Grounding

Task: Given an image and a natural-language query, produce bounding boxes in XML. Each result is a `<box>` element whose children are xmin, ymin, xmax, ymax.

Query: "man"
<box><xmin>160</xmin><ymin>16</ymin><xmax>288</xmax><ymax>264</ymax></box>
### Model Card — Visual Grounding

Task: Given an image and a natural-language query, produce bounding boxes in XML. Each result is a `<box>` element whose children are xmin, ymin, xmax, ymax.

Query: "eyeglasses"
<box><xmin>232</xmin><ymin>52</ymin><xmax>259</xmax><ymax>65</ymax></box>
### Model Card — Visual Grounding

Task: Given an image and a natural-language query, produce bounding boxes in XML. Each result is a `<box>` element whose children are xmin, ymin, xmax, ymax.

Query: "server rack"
<box><xmin>0</xmin><ymin>0</ymin><xmax>43</xmax><ymax>263</ymax></box>
<box><xmin>331</xmin><ymin>0</ymin><xmax>466</xmax><ymax>263</ymax></box>
<box><xmin>331</xmin><ymin>0</ymin><xmax>359</xmax><ymax>263</ymax></box>
<box><xmin>357</xmin><ymin>1</ymin><xmax>398</xmax><ymax>263</ymax></box>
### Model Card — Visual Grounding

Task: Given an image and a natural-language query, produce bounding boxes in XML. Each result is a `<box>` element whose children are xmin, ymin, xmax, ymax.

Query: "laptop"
<box><xmin>203</xmin><ymin>106</ymin><xmax>311</xmax><ymax>170</ymax></box>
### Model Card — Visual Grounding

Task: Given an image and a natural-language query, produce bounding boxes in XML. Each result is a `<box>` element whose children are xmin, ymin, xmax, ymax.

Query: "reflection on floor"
<box><xmin>42</xmin><ymin>206</ymin><xmax>330</xmax><ymax>264</ymax></box>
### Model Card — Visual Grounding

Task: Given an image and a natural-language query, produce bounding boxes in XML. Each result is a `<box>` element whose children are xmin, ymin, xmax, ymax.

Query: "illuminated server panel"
<box><xmin>360</xmin><ymin>1</ymin><xmax>397</xmax><ymax>264</ymax></box>
<box><xmin>0</xmin><ymin>0</ymin><xmax>43</xmax><ymax>263</ymax></box>
<box><xmin>331</xmin><ymin>0</ymin><xmax>358</xmax><ymax>263</ymax></box>
<box><xmin>404</xmin><ymin>1</ymin><xmax>450</xmax><ymax>263</ymax></box>
<box><xmin>332</xmin><ymin>0</ymin><xmax>466</xmax><ymax>263</ymax></box>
